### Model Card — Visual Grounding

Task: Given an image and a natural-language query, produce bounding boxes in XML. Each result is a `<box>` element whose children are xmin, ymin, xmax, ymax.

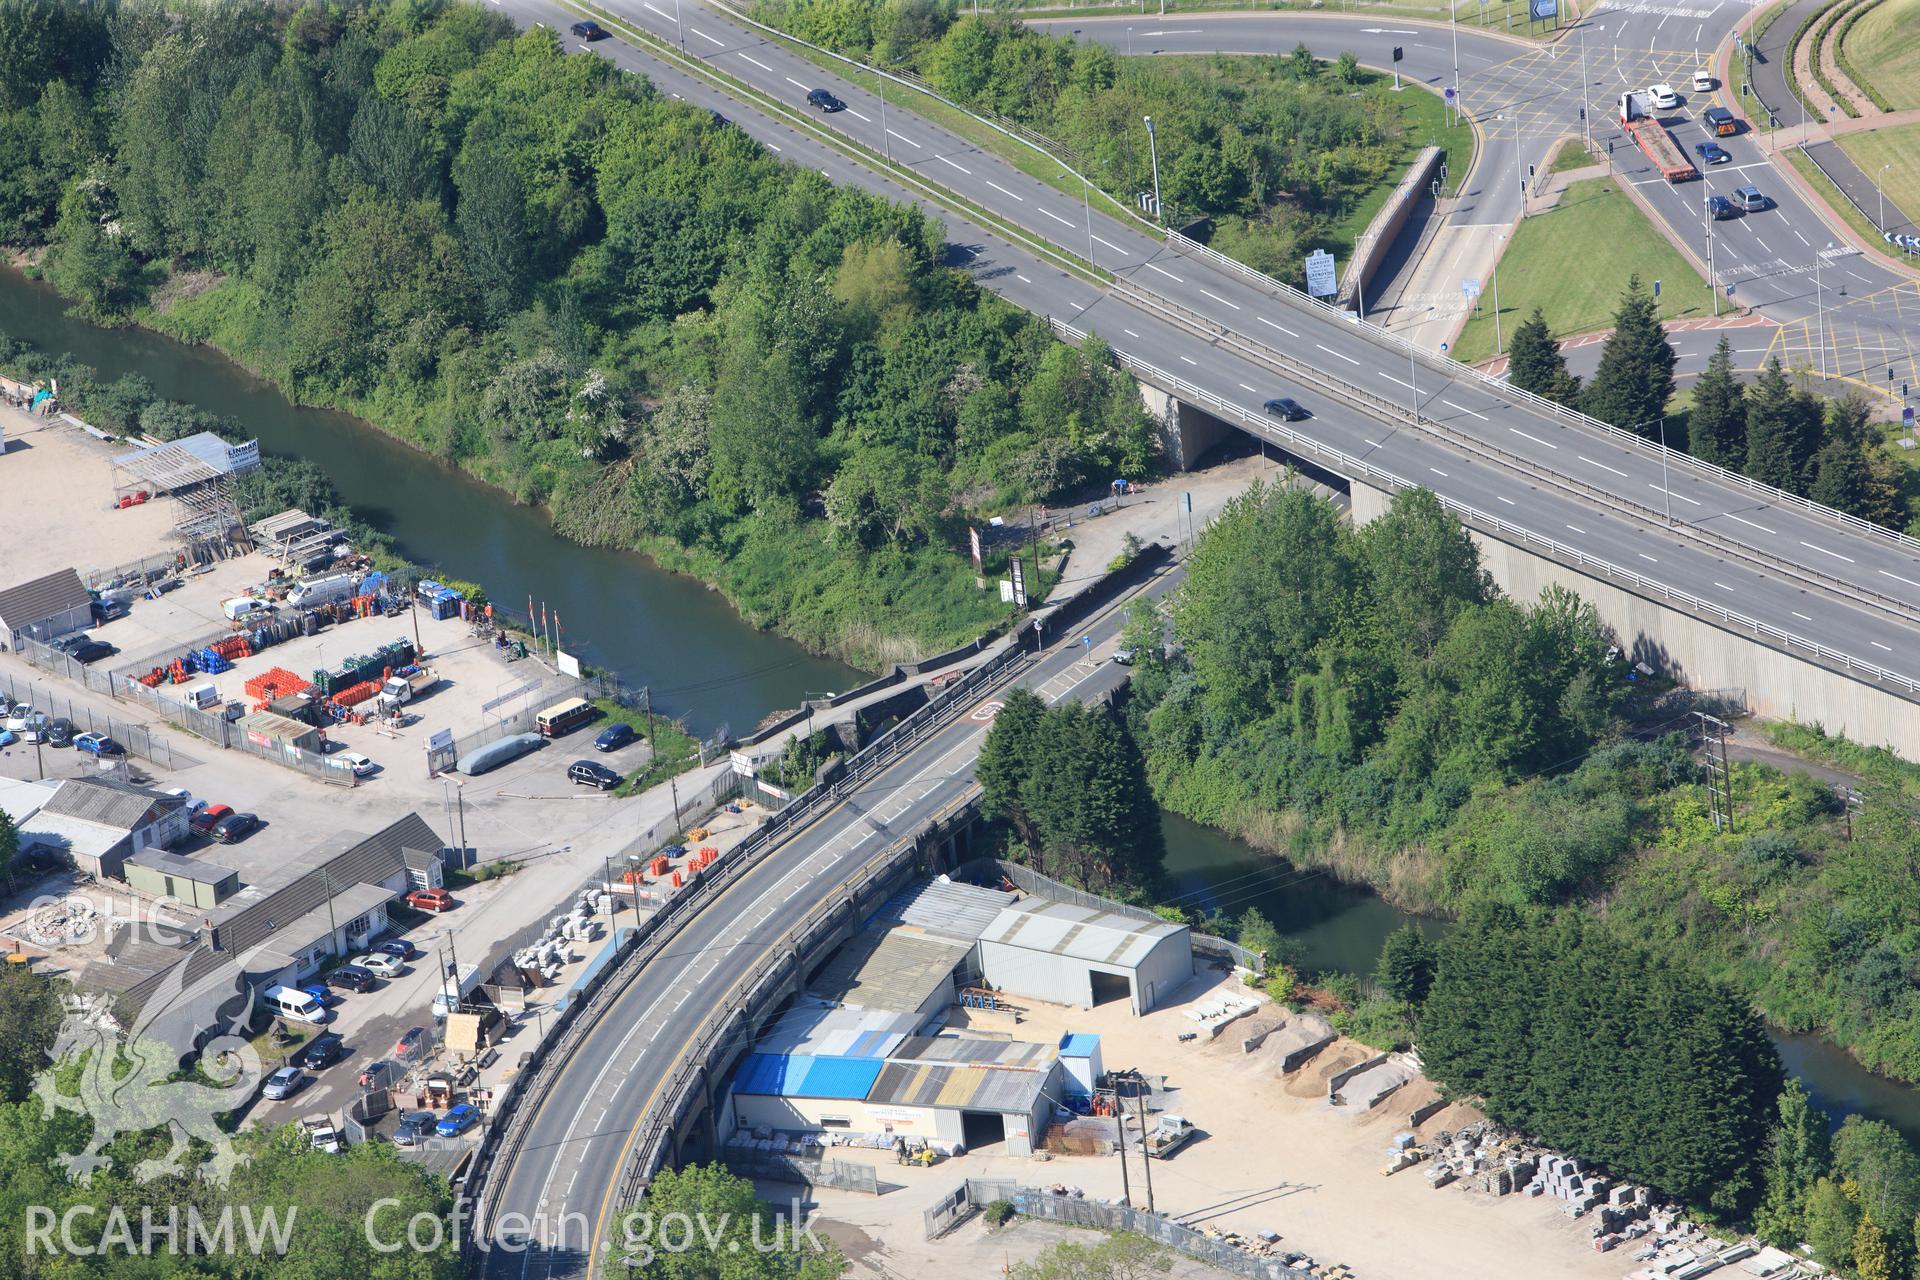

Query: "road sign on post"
<box><xmin>1304</xmin><ymin>250</ymin><xmax>1339</xmax><ymax>298</ymax></box>
<box><xmin>1653</xmin><ymin>279</ymin><xmax>1661</xmax><ymax>297</ymax></box>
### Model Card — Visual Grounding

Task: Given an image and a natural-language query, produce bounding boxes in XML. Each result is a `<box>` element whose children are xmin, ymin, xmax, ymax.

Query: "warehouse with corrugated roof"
<box><xmin>976</xmin><ymin>898</ymin><xmax>1192</xmax><ymax>1014</ymax></box>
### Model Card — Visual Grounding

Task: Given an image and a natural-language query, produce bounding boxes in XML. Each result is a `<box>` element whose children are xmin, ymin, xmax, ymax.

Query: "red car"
<box><xmin>391</xmin><ymin>1026</ymin><xmax>428</xmax><ymax>1060</ymax></box>
<box><xmin>190</xmin><ymin>803</ymin><xmax>233</xmax><ymax>835</ymax></box>
<box><xmin>405</xmin><ymin>888</ymin><xmax>455</xmax><ymax>913</ymax></box>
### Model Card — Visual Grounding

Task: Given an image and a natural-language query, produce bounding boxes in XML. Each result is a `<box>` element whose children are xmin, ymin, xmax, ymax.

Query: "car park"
<box><xmin>354</xmin><ymin>952</ymin><xmax>406</xmax><ymax>978</ymax></box>
<box><xmin>49</xmin><ymin>633</ymin><xmax>91</xmax><ymax>654</ymax></box>
<box><xmin>4</xmin><ymin>705</ymin><xmax>35</xmax><ymax>732</ymax></box>
<box><xmin>406</xmin><ymin>888</ymin><xmax>455</xmax><ymax>913</ymax></box>
<box><xmin>359</xmin><ymin>1059</ymin><xmax>401</xmax><ymax>1090</ymax></box>
<box><xmin>1694</xmin><ymin>141</ymin><xmax>1730</xmax><ymax>165</ymax></box>
<box><xmin>327</xmin><ymin>965</ymin><xmax>377</xmax><ymax>994</ymax></box>
<box><xmin>1263</xmin><ymin>397</ymin><xmax>1309</xmax><ymax>421</ymax></box>
<box><xmin>74</xmin><ymin>733</ymin><xmax>124</xmax><ymax>758</ymax></box>
<box><xmin>569</xmin><ymin>760</ymin><xmax>623</xmax><ymax>790</ymax></box>
<box><xmin>69</xmin><ymin>640</ymin><xmax>116</xmax><ymax>664</ymax></box>
<box><xmin>1732</xmin><ymin>185</ymin><xmax>1771</xmax><ymax>212</ymax></box>
<box><xmin>393</xmin><ymin>1111</ymin><xmax>438</xmax><ymax>1146</ymax></box>
<box><xmin>594</xmin><ymin>722</ymin><xmax>637</xmax><ymax>752</ymax></box>
<box><xmin>191</xmin><ymin>803</ymin><xmax>233</xmax><ymax>834</ymax></box>
<box><xmin>1708</xmin><ymin>194</ymin><xmax>1739</xmax><ymax>220</ymax></box>
<box><xmin>21</xmin><ymin>714</ymin><xmax>50</xmax><ymax>743</ymax></box>
<box><xmin>569</xmin><ymin>19</ymin><xmax>607</xmax><ymax>38</ymax></box>
<box><xmin>46</xmin><ymin>718</ymin><xmax>73</xmax><ymax>746</ymax></box>
<box><xmin>261</xmin><ymin>1067</ymin><xmax>308</xmax><ymax>1101</ymax></box>
<box><xmin>210</xmin><ymin>812</ymin><xmax>259</xmax><ymax>843</ymax></box>
<box><xmin>436</xmin><ymin>1104</ymin><xmax>479</xmax><ymax>1137</ymax></box>
<box><xmin>301</xmin><ymin>983</ymin><xmax>337</xmax><ymax>1009</ymax></box>
<box><xmin>0</xmin><ymin>730</ymin><xmax>15</xmax><ymax>748</ymax></box>
<box><xmin>293</xmin><ymin>1033</ymin><xmax>348</xmax><ymax>1070</ymax></box>
<box><xmin>806</xmin><ymin>88</ymin><xmax>845</xmax><ymax>112</ymax></box>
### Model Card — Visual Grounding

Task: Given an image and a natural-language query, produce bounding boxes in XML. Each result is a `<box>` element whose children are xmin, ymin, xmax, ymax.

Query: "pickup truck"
<box><xmin>1618</xmin><ymin>92</ymin><xmax>1698</xmax><ymax>183</ymax></box>
<box><xmin>300</xmin><ymin>1115</ymin><xmax>343</xmax><ymax>1154</ymax></box>
<box><xmin>1142</xmin><ymin>1114</ymin><xmax>1196</xmax><ymax>1159</ymax></box>
<box><xmin>380</xmin><ymin>666</ymin><xmax>438</xmax><ymax>705</ymax></box>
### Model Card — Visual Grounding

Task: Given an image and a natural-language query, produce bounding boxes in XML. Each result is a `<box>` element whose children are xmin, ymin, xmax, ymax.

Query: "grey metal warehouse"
<box><xmin>976</xmin><ymin>899</ymin><xmax>1192</xmax><ymax>1014</ymax></box>
<box><xmin>0</xmin><ymin>567</ymin><xmax>92</xmax><ymax>650</ymax></box>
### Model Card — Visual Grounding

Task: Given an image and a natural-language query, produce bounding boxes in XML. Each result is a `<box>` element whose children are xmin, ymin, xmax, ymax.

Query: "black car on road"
<box><xmin>1707</xmin><ymin>194</ymin><xmax>1738</xmax><ymax>220</ymax></box>
<box><xmin>1263</xmin><ymin>397</ymin><xmax>1309</xmax><ymax>421</ymax></box>
<box><xmin>569</xmin><ymin>20</ymin><xmax>608</xmax><ymax>39</ymax></box>
<box><xmin>293</xmin><ymin>1032</ymin><xmax>348</xmax><ymax>1070</ymax></box>
<box><xmin>807</xmin><ymin>88</ymin><xmax>845</xmax><ymax>112</ymax></box>
<box><xmin>569</xmin><ymin>760</ymin><xmax>623</xmax><ymax>791</ymax></box>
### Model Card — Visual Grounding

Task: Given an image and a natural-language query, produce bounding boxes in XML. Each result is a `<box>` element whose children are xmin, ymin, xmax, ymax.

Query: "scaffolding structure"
<box><xmin>110</xmin><ymin>434</ymin><xmax>256</xmax><ymax>559</ymax></box>
<box><xmin>248</xmin><ymin>508</ymin><xmax>343</xmax><ymax>568</ymax></box>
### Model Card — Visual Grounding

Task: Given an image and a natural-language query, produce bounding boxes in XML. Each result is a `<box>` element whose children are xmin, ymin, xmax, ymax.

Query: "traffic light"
<box><xmin>1393</xmin><ymin>45</ymin><xmax>1404</xmax><ymax>62</ymax></box>
<box><xmin>1579</xmin><ymin>106</ymin><xmax>1586</xmax><ymax>121</ymax></box>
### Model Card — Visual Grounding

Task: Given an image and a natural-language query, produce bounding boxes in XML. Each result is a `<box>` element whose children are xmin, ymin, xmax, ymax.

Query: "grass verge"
<box><xmin>1781</xmin><ymin>144</ymin><xmax>1889</xmax><ymax>251</ymax></box>
<box><xmin>1014</xmin><ymin>0</ymin><xmax>1573</xmax><ymax>40</ymax></box>
<box><xmin>1841</xmin><ymin>0</ymin><xmax>1920</xmax><ymax>109</ymax></box>
<box><xmin>590</xmin><ymin>697</ymin><xmax>706</xmax><ymax>797</ymax></box>
<box><xmin>1835</xmin><ymin>122</ymin><xmax>1920</xmax><ymax>233</ymax></box>
<box><xmin>1452</xmin><ymin>177</ymin><xmax>1709</xmax><ymax>364</ymax></box>
<box><xmin>1548</xmin><ymin>137</ymin><xmax>1594</xmax><ymax>174</ymax></box>
<box><xmin>1731</xmin><ymin>0</ymin><xmax>1793</xmax><ymax>127</ymax></box>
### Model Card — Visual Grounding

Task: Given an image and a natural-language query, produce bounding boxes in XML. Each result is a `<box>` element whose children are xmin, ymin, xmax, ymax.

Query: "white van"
<box><xmin>185</xmin><ymin>683</ymin><xmax>220</xmax><ymax>710</ymax></box>
<box><xmin>263</xmin><ymin>985</ymin><xmax>329</xmax><ymax>1025</ymax></box>
<box><xmin>286</xmin><ymin>573</ymin><xmax>359</xmax><ymax>608</ymax></box>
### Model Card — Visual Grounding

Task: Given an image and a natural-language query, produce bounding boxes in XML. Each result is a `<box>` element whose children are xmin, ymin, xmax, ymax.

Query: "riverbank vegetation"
<box><xmin>746</xmin><ymin>0</ymin><xmax>1470</xmax><ymax>280</ymax></box>
<box><xmin>0</xmin><ymin>0</ymin><xmax>1157</xmax><ymax>667</ymax></box>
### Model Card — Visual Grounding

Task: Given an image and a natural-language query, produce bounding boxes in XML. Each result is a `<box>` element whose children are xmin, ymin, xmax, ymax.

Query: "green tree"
<box><xmin>1809</xmin><ymin>438</ymin><xmax>1871</xmax><ymax>516</ymax></box>
<box><xmin>1011</xmin><ymin>1232</ymin><xmax>1170</xmax><ymax>1280</ymax></box>
<box><xmin>977</xmin><ymin>688</ymin><xmax>1050</xmax><ymax>852</ymax></box>
<box><xmin>1504</xmin><ymin>307</ymin><xmax>1569</xmax><ymax>400</ymax></box>
<box><xmin>44</xmin><ymin>178</ymin><xmax>141</xmax><ymax>317</ymax></box>
<box><xmin>1853</xmin><ymin>1211</ymin><xmax>1895</xmax><ymax>1280</ymax></box>
<box><xmin>1832</xmin><ymin>1115</ymin><xmax>1920</xmax><ymax>1257</ymax></box>
<box><xmin>1582</xmin><ymin>275</ymin><xmax>1676</xmax><ymax>436</ymax></box>
<box><xmin>1755</xmin><ymin>1079</ymin><xmax>1831</xmax><ymax>1248</ymax></box>
<box><xmin>627</xmin><ymin>1163</ymin><xmax>846</xmax><ymax>1280</ymax></box>
<box><xmin>0</xmin><ymin>961</ymin><xmax>59</xmax><ymax>1104</ymax></box>
<box><xmin>1375</xmin><ymin>923</ymin><xmax>1438</xmax><ymax>1006</ymax></box>
<box><xmin>1687</xmin><ymin>336</ymin><xmax>1747</xmax><ymax>468</ymax></box>
<box><xmin>454</xmin><ymin>118</ymin><xmax>532</xmax><ymax>320</ymax></box>
<box><xmin>1353</xmin><ymin>486</ymin><xmax>1490</xmax><ymax>664</ymax></box>
<box><xmin>1744</xmin><ymin>359</ymin><xmax>1808</xmax><ymax>493</ymax></box>
<box><xmin>1235</xmin><ymin>908</ymin><xmax>1287</xmax><ymax>973</ymax></box>
<box><xmin>1804</xmin><ymin>1176</ymin><xmax>1859</xmax><ymax>1270</ymax></box>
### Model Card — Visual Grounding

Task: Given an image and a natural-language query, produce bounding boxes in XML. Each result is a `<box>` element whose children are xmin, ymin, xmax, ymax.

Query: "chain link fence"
<box><xmin>720</xmin><ymin>1152</ymin><xmax>879</xmax><ymax>1193</ymax></box>
<box><xmin>0</xmin><ymin>665</ymin><xmax>177</xmax><ymax>771</ymax></box>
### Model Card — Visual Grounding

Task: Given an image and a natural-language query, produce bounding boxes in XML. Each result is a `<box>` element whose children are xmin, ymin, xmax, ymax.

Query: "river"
<box><xmin>0</xmin><ymin>267</ymin><xmax>859</xmax><ymax>735</ymax></box>
<box><xmin>1161</xmin><ymin>811</ymin><xmax>1920</xmax><ymax>1144</ymax></box>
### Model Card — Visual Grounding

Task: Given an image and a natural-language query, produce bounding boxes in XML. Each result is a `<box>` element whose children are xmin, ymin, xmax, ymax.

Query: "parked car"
<box><xmin>49</xmin><ymin>633</ymin><xmax>91</xmax><ymax>654</ymax></box>
<box><xmin>358</xmin><ymin>1059</ymin><xmax>400</xmax><ymax>1090</ymax></box>
<box><xmin>0</xmin><ymin>730</ymin><xmax>15</xmax><ymax>749</ymax></box>
<box><xmin>300</xmin><ymin>983</ymin><xmax>337</xmax><ymax>1009</ymax></box>
<box><xmin>354</xmin><ymin>952</ymin><xmax>406</xmax><ymax>979</ymax></box>
<box><xmin>209</xmin><ymin>812</ymin><xmax>259</xmax><ymax>843</ymax></box>
<box><xmin>1111</xmin><ymin>648</ymin><xmax>1135</xmax><ymax>666</ymax></box>
<box><xmin>405</xmin><ymin>888</ymin><xmax>455</xmax><ymax>913</ymax></box>
<box><xmin>1708</xmin><ymin>194</ymin><xmax>1739</xmax><ymax>220</ymax></box>
<box><xmin>1732</xmin><ymin>185</ymin><xmax>1771</xmax><ymax>212</ymax></box>
<box><xmin>293</xmin><ymin>1032</ymin><xmax>348</xmax><ymax>1070</ymax></box>
<box><xmin>393</xmin><ymin>1111</ymin><xmax>438</xmax><ymax>1147</ymax></box>
<box><xmin>261</xmin><ymin>1066</ymin><xmax>308</xmax><ymax>1101</ymax></box>
<box><xmin>594</xmin><ymin>722</ymin><xmax>637</xmax><ymax>752</ymax></box>
<box><xmin>46</xmin><ymin>718</ymin><xmax>73</xmax><ymax>747</ymax></box>
<box><xmin>3</xmin><ymin>704</ymin><xmax>36</xmax><ymax>732</ymax></box>
<box><xmin>435</xmin><ymin>1104</ymin><xmax>480</xmax><ymax>1137</ymax></box>
<box><xmin>373</xmin><ymin>939</ymin><xmax>416</xmax><ymax>960</ymax></box>
<box><xmin>1263</xmin><ymin>396</ymin><xmax>1309</xmax><ymax>421</ymax></box>
<box><xmin>1694</xmin><ymin>141</ymin><xmax>1731</xmax><ymax>165</ymax></box>
<box><xmin>191</xmin><ymin>803</ymin><xmax>233</xmax><ymax>834</ymax></box>
<box><xmin>69</xmin><ymin>640</ymin><xmax>116</xmax><ymax>664</ymax></box>
<box><xmin>21</xmin><ymin>714</ymin><xmax>50</xmax><ymax>743</ymax></box>
<box><xmin>392</xmin><ymin>1026</ymin><xmax>429</xmax><ymax>1060</ymax></box>
<box><xmin>74</xmin><ymin>733</ymin><xmax>124</xmax><ymax>758</ymax></box>
<box><xmin>806</xmin><ymin>88</ymin><xmax>845</xmax><ymax>112</ymax></box>
<box><xmin>327</xmin><ymin>965</ymin><xmax>377</xmax><ymax>994</ymax></box>
<box><xmin>336</xmin><ymin>751</ymin><xmax>376</xmax><ymax>778</ymax></box>
<box><xmin>569</xmin><ymin>760</ymin><xmax>623</xmax><ymax>791</ymax></box>
<box><xmin>569</xmin><ymin>19</ymin><xmax>607</xmax><ymax>39</ymax></box>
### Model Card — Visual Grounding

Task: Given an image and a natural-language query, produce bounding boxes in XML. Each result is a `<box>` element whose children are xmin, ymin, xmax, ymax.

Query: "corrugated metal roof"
<box><xmin>732</xmin><ymin>1053</ymin><xmax>884</xmax><ymax>1100</ymax></box>
<box><xmin>0</xmin><ymin>777</ymin><xmax>57</xmax><ymax>824</ymax></box>
<box><xmin>205</xmin><ymin>813</ymin><xmax>433</xmax><ymax>956</ymax></box>
<box><xmin>42</xmin><ymin>778</ymin><xmax>180</xmax><ymax>831</ymax></box>
<box><xmin>128</xmin><ymin>850</ymin><xmax>237</xmax><ymax>884</ymax></box>
<box><xmin>20</xmin><ymin>812</ymin><xmax>125</xmax><ymax>860</ymax></box>
<box><xmin>756</xmin><ymin>1001</ymin><xmax>918</xmax><ymax>1059</ymax></box>
<box><xmin>806</xmin><ymin>927</ymin><xmax>968</xmax><ymax>1014</ymax></box>
<box><xmin>866</xmin><ymin>1061</ymin><xmax>1050</xmax><ymax>1114</ymax></box>
<box><xmin>979</xmin><ymin>899</ymin><xmax>1184</xmax><ymax>968</ymax></box>
<box><xmin>0</xmin><ymin>568</ymin><xmax>89</xmax><ymax>629</ymax></box>
<box><xmin>1059</xmin><ymin>1033</ymin><xmax>1100</xmax><ymax>1058</ymax></box>
<box><xmin>891</xmin><ymin>1035</ymin><xmax>1057</xmax><ymax>1070</ymax></box>
<box><xmin>870</xmin><ymin>877</ymin><xmax>1019</xmax><ymax>945</ymax></box>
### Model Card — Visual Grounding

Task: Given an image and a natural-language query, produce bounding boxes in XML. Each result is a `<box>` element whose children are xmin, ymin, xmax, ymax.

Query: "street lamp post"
<box><xmin>879</xmin><ymin>73</ymin><xmax>891</xmax><ymax>164</ymax></box>
<box><xmin>1143</xmin><ymin>115</ymin><xmax>1164</xmax><ymax>224</ymax></box>
<box><xmin>673</xmin><ymin>0</ymin><xmax>685</xmax><ymax>51</ymax></box>
<box><xmin>1704</xmin><ymin>192</ymin><xmax>1719</xmax><ymax>318</ymax></box>
<box><xmin>1492</xmin><ymin>236</ymin><xmax>1504</xmax><ymax>355</ymax></box>
<box><xmin>1815</xmin><ymin>246</ymin><xmax>1829</xmax><ymax>379</ymax></box>
<box><xmin>1450</xmin><ymin>0</ymin><xmax>1461</xmax><ymax>126</ymax></box>
<box><xmin>1880</xmin><ymin>163</ymin><xmax>1891</xmax><ymax>231</ymax></box>
<box><xmin>1579</xmin><ymin>24</ymin><xmax>1591</xmax><ymax>156</ymax></box>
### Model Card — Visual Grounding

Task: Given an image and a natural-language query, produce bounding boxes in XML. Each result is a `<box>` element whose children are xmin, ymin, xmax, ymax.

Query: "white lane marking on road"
<box><xmin>1649</xmin><ymin>483</ymin><xmax>1701</xmax><ymax>506</ymax></box>
<box><xmin>1713</xmin><ymin>582</ymin><xmax>1735</xmax><ymax>591</ymax></box>
<box><xmin>1793</xmin><ymin>229</ymin><xmax>1809</xmax><ymax>246</ymax></box>
<box><xmin>1257</xmin><ymin>316</ymin><xmax>1298</xmax><ymax>337</ymax></box>
<box><xmin>888</xmin><ymin>128</ymin><xmax>921</xmax><ymax>149</ymax></box>
<box><xmin>985</xmin><ymin>180</ymin><xmax>1025</xmax><ymax>202</ymax></box>
<box><xmin>1566</xmin><ymin>524</ymin><xmax>1587</xmax><ymax>534</ymax></box>
<box><xmin>1639</xmin><ymin>553</ymin><xmax>1659</xmax><ymax>562</ymax></box>
<box><xmin>1380</xmin><ymin>372</ymin><xmax>1413</xmax><ymax>389</ymax></box>
<box><xmin>1198</xmin><ymin>288</ymin><xmax>1242</xmax><ymax>311</ymax></box>
<box><xmin>1724</xmin><ymin>512</ymin><xmax>1777</xmax><ymax>534</ymax></box>
<box><xmin>693</xmin><ymin>26</ymin><xmax>725</xmax><ymax>44</ymax></box>
<box><xmin>1180</xmin><ymin>355</ymin><xmax>1198</xmax><ymax>365</ymax></box>
<box><xmin>1873</xmin><ymin>640</ymin><xmax>1894</xmax><ymax>651</ymax></box>
<box><xmin>738</xmin><ymin>53</ymin><xmax>773</xmax><ymax>71</ymax></box>
<box><xmin>1792</xmin><ymin>611</ymin><xmax>1813</xmax><ymax>621</ymax></box>
<box><xmin>1848</xmin><ymin>271</ymin><xmax>1870</xmax><ymax>284</ymax></box>
<box><xmin>1799</xmin><ymin>540</ymin><xmax>1856</xmax><ymax>563</ymax></box>
<box><xmin>1145</xmin><ymin>262</ymin><xmax>1183</xmax><ymax>282</ymax></box>
<box><xmin>1091</xmin><ymin>234</ymin><xmax>1130</xmax><ymax>256</ymax></box>
<box><xmin>936</xmin><ymin>154</ymin><xmax>972</xmax><ymax>174</ymax></box>
<box><xmin>1496</xmin><ymin>496</ymin><xmax>1516</xmax><ymax>505</ymax></box>
<box><xmin>1429</xmin><ymin>467</ymin><xmax>1449</xmax><ymax>478</ymax></box>
<box><xmin>766</xmin><ymin>143</ymin><xmax>781</xmax><ymax>152</ymax></box>
<box><xmin>1040</xmin><ymin>207</ymin><xmax>1074</xmax><ymax>227</ymax></box>
<box><xmin>1443</xmin><ymin>398</ymin><xmax>1490</xmax><ymax>421</ymax></box>
<box><xmin>1315</xmin><ymin>344</ymin><xmax>1361</xmax><ymax>366</ymax></box>
<box><xmin>785</xmin><ymin>77</ymin><xmax>807</xmax><ymax>89</ymax></box>
<box><xmin>846</xmin><ymin>108</ymin><xmax>872</xmax><ymax>121</ymax></box>
<box><xmin>1510</xmin><ymin>427</ymin><xmax>1557</xmax><ymax>448</ymax></box>
<box><xmin>1880</xmin><ymin>569</ymin><xmax>1920</xmax><ymax>589</ymax></box>
<box><xmin>1239</xmin><ymin>383</ymin><xmax>1258</xmax><ymax>393</ymax></box>
<box><xmin>1017</xmin><ymin>274</ymin><xmax>1033</xmax><ymax>284</ymax></box>
<box><xmin>1123</xmin><ymin>329</ymin><xmax>1140</xmax><ymax>338</ymax></box>
<box><xmin>1752</xmin><ymin>234</ymin><xmax>1771</xmax><ymax>253</ymax></box>
<box><xmin>1579</xmin><ymin>454</ymin><xmax>1629</xmax><ymax>478</ymax></box>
